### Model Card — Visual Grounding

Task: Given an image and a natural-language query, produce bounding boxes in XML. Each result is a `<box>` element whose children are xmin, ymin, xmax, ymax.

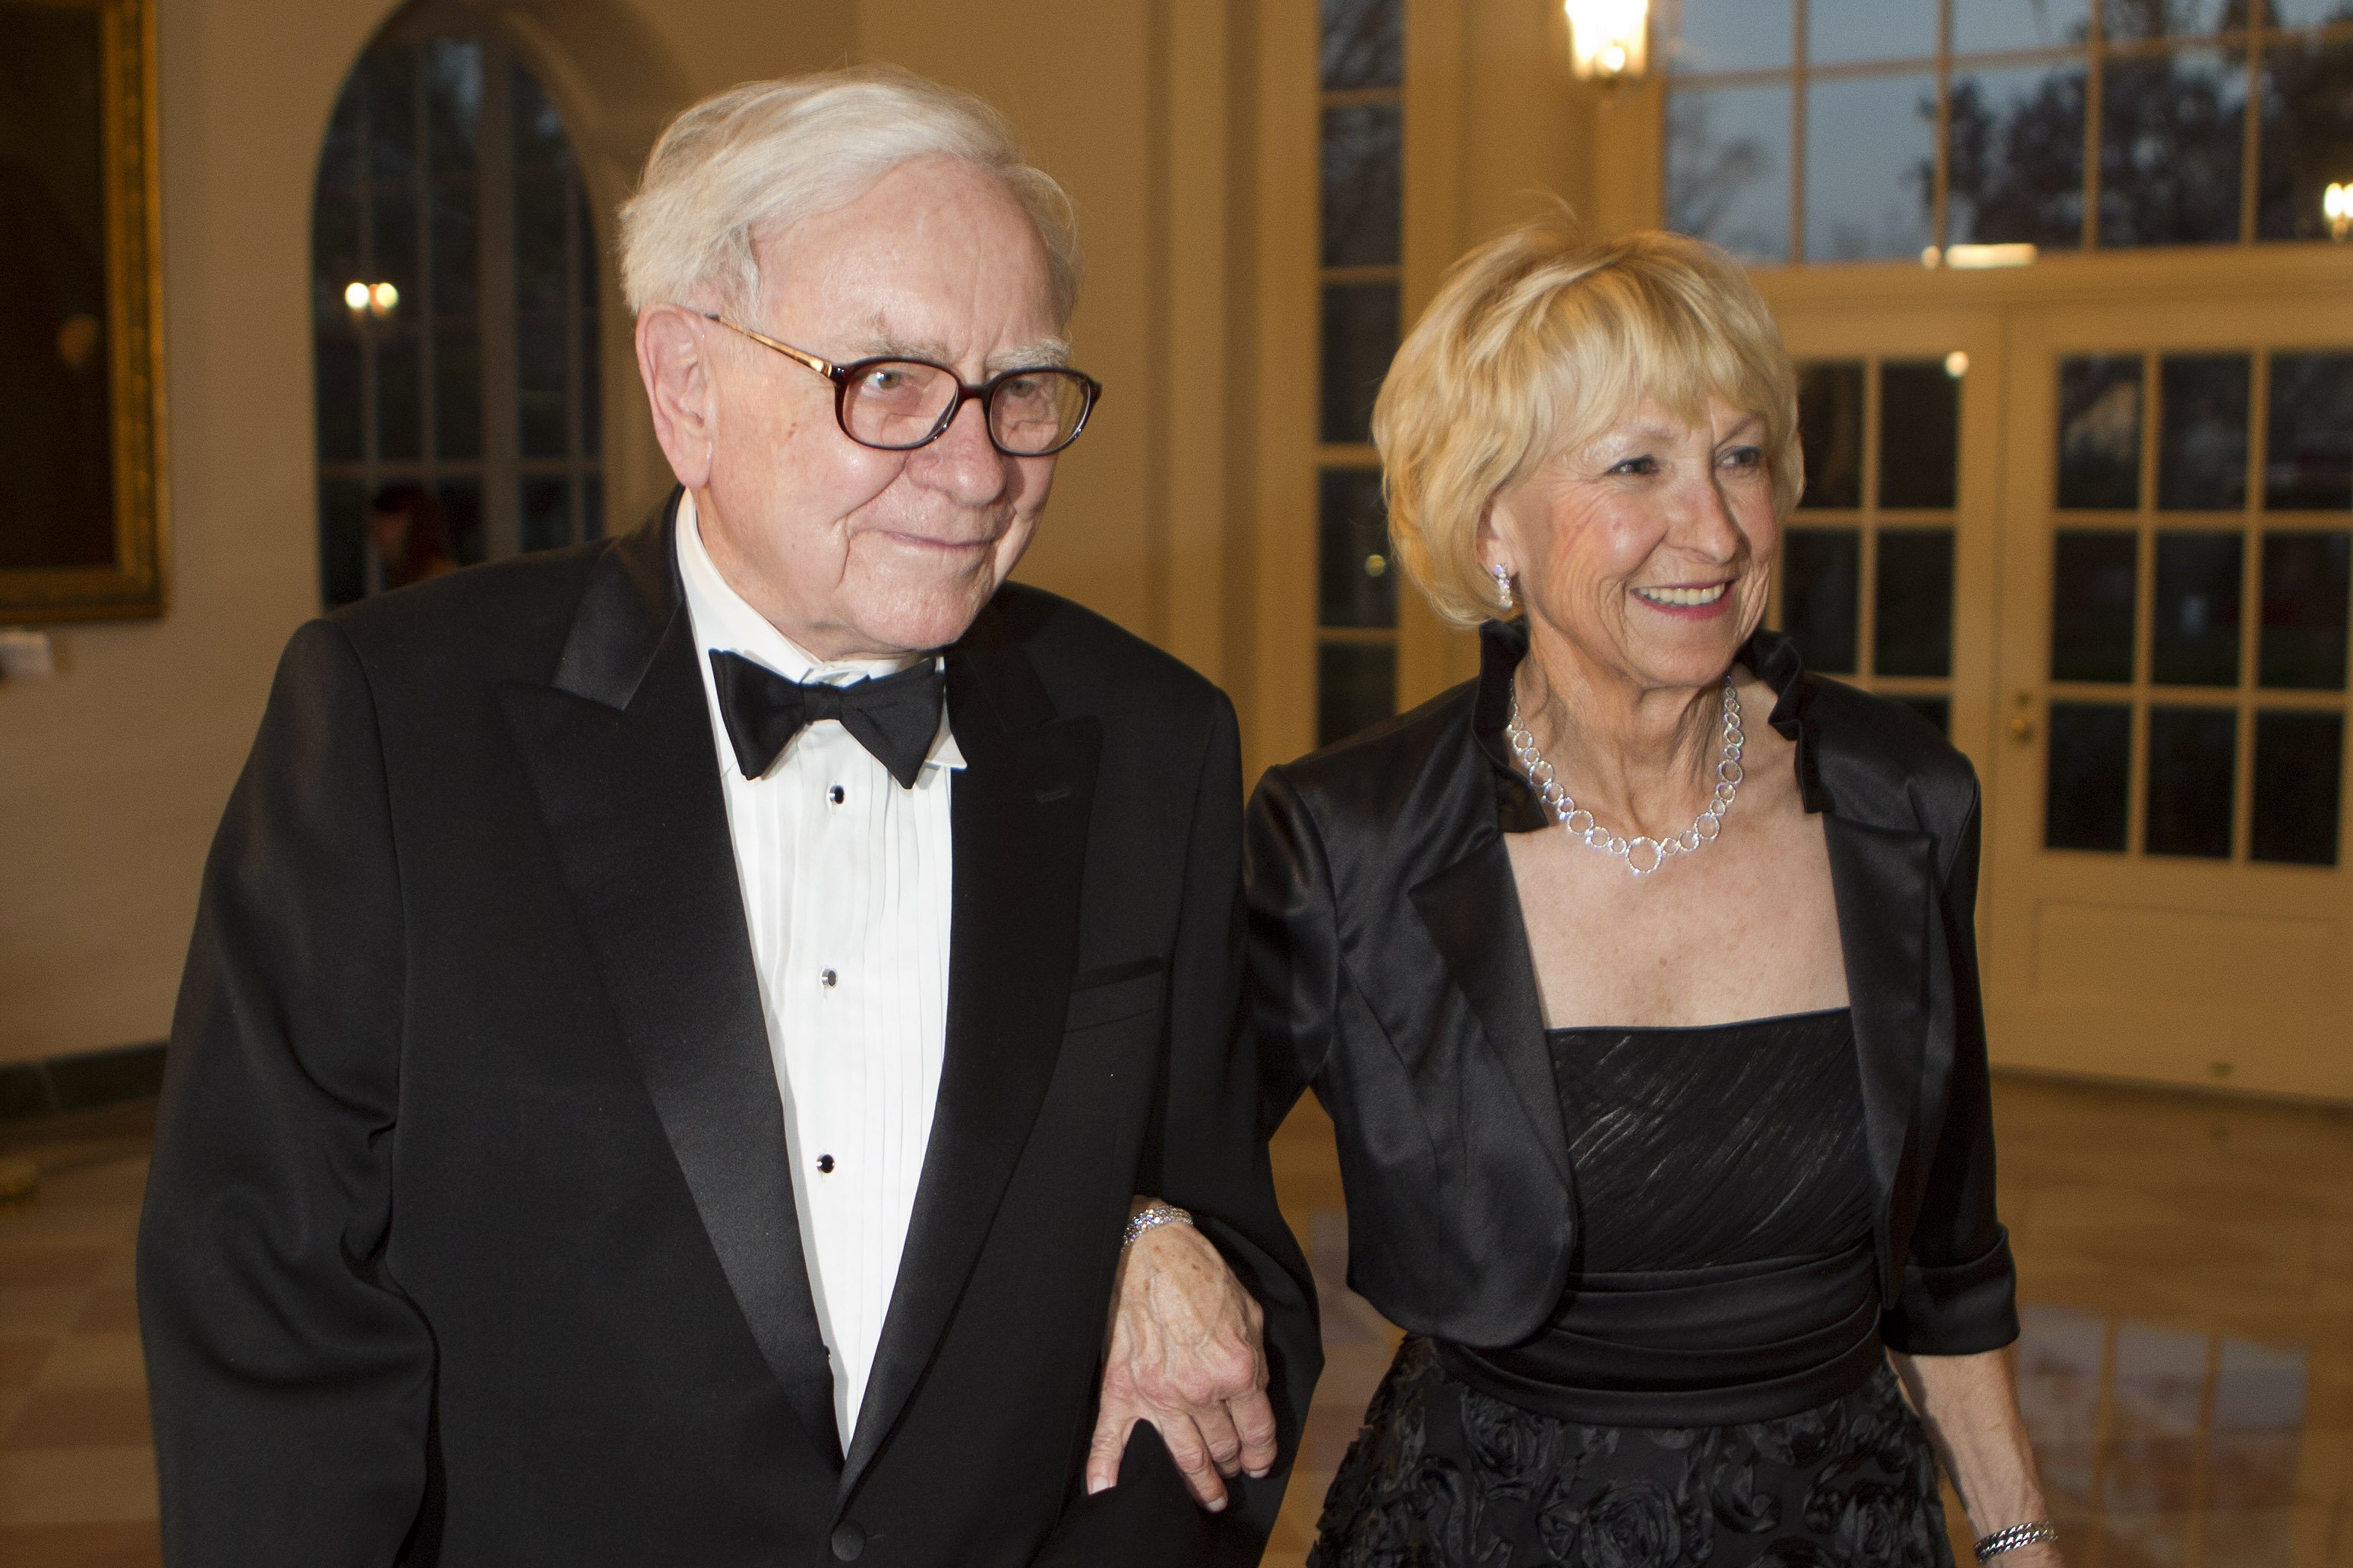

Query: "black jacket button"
<box><xmin>831</xmin><ymin>1520</ymin><xmax>867</xmax><ymax>1561</ymax></box>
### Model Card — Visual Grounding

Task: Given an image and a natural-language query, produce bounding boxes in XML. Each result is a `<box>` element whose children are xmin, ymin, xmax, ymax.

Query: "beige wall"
<box><xmin>0</xmin><ymin>0</ymin><xmax>1263</xmax><ymax>1066</ymax></box>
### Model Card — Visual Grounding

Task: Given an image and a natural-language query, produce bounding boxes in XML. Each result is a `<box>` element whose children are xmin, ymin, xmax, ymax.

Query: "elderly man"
<box><xmin>137</xmin><ymin>66</ymin><xmax>1316</xmax><ymax>1568</ymax></box>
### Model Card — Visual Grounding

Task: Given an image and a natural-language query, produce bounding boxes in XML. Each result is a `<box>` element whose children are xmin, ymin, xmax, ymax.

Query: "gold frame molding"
<box><xmin>0</xmin><ymin>0</ymin><xmax>166</xmax><ymax>622</ymax></box>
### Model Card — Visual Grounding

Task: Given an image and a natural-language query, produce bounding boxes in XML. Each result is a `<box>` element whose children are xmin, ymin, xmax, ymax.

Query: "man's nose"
<box><xmin>908</xmin><ymin>396</ymin><xmax>1012</xmax><ymax>503</ymax></box>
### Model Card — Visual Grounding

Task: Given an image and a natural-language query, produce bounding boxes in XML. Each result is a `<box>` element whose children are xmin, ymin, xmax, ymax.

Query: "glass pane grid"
<box><xmin>2042</xmin><ymin>348</ymin><xmax>2350</xmax><ymax>867</ymax></box>
<box><xmin>1315</xmin><ymin>0</ymin><xmax>1403</xmax><ymax>747</ymax></box>
<box><xmin>1663</xmin><ymin>7</ymin><xmax>2353</xmax><ymax>263</ymax></box>
<box><xmin>1777</xmin><ymin>357</ymin><xmax>1962</xmax><ymax>734</ymax></box>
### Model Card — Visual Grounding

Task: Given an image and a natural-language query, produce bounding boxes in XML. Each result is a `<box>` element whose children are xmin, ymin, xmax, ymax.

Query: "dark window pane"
<box><xmin>2046</xmin><ymin>702</ymin><xmax>2132</xmax><ymax>850</ymax></box>
<box><xmin>2266</xmin><ymin>353</ymin><xmax>2353</xmax><ymax>510</ymax></box>
<box><xmin>2102</xmin><ymin>0</ymin><xmax>2228</xmax><ymax>39</ymax></box>
<box><xmin>2251</xmin><ymin>711</ymin><xmax>2343</xmax><ymax>865</ymax></box>
<box><xmin>2267</xmin><ymin>0</ymin><xmax>2353</xmax><ymax>21</ymax></box>
<box><xmin>513</xmin><ymin>60</ymin><xmax>573</xmax><ymax>177</ymax></box>
<box><xmin>1946</xmin><ymin>63</ymin><xmax>2089</xmax><ymax>248</ymax></box>
<box><xmin>366</xmin><ymin>46</ymin><xmax>418</xmax><ymax>190</ymax></box>
<box><xmin>580</xmin><ymin>303</ymin><xmax>602</xmax><ymax>460</ymax></box>
<box><xmin>319</xmin><ymin>478</ymin><xmax>368</xmax><ymax>608</ymax></box>
<box><xmin>2260</xmin><ymin>532</ymin><xmax>2350</xmax><ymax>688</ymax></box>
<box><xmin>317</xmin><ymin>74</ymin><xmax>362</xmax><ymax>191</ymax></box>
<box><xmin>1893</xmin><ymin>694</ymin><xmax>1952</xmax><ymax>736</ymax></box>
<box><xmin>314</xmin><ymin>330</ymin><xmax>364</xmax><ymax>463</ymax></box>
<box><xmin>1881</xmin><ymin>361</ymin><xmax>1961</xmax><ymax>509</ymax></box>
<box><xmin>422</xmin><ymin>37</ymin><xmax>480</xmax><ymax>177</ymax></box>
<box><xmin>1799</xmin><ymin>361</ymin><xmax>1865</xmax><ymax>509</ymax></box>
<box><xmin>1318</xmin><ymin>641</ymin><xmax>1397</xmax><ymax>746</ymax></box>
<box><xmin>1876</xmin><ymin>528</ymin><xmax>1957</xmax><ymax>677</ymax></box>
<box><xmin>2052</xmin><ymin>529</ymin><xmax>2140</xmax><ymax>682</ymax></box>
<box><xmin>2058</xmin><ymin>355</ymin><xmax>2143</xmax><ymax>509</ymax></box>
<box><xmin>1319</xmin><ymin>469</ymin><xmax>1397</xmax><ymax>629</ymax></box>
<box><xmin>513</xmin><ymin>156</ymin><xmax>571</xmax><ymax>320</ymax></box>
<box><xmin>1953</xmin><ymin>0</ymin><xmax>2091</xmax><ymax>52</ymax></box>
<box><xmin>1804</xmin><ymin>74</ymin><xmax>1936</xmax><ymax>261</ymax></box>
<box><xmin>2152</xmin><ymin>532</ymin><xmax>2244</xmax><ymax>684</ymax></box>
<box><xmin>1320</xmin><ymin>0</ymin><xmax>1402</xmax><ymax>90</ymax></box>
<box><xmin>2257</xmin><ymin>38</ymin><xmax>2353</xmax><ymax>242</ymax></box>
<box><xmin>434</xmin><ymin>320</ymin><xmax>482</xmax><ymax>461</ymax></box>
<box><xmin>1321</xmin><ymin>103</ymin><xmax>1402</xmax><ymax>267</ymax></box>
<box><xmin>2098</xmin><ymin>48</ymin><xmax>2247</xmax><ymax>248</ymax></box>
<box><xmin>1666</xmin><ymin>84</ymin><xmax>1793</xmax><ymax>264</ymax></box>
<box><xmin>1319</xmin><ymin>283</ymin><xmax>1398</xmax><ymax>445</ymax></box>
<box><xmin>2145</xmin><ymin>705</ymin><xmax>2237</xmax><ymax>857</ymax></box>
<box><xmin>2157</xmin><ymin>354</ymin><xmax>2250</xmax><ymax>511</ymax></box>
<box><xmin>440</xmin><ymin>477</ymin><xmax>485</xmax><ymax>566</ymax></box>
<box><xmin>1807</xmin><ymin>0</ymin><xmax>1935</xmax><ymax>63</ymax></box>
<box><xmin>518</xmin><ymin>312</ymin><xmax>570</xmax><ymax>458</ymax></box>
<box><xmin>377</xmin><ymin>329</ymin><xmax>422</xmax><ymax>461</ymax></box>
<box><xmin>429</xmin><ymin>174</ymin><xmax>478</xmax><ymax>318</ymax></box>
<box><xmin>521</xmin><ymin>475</ymin><xmax>572</xmax><ymax>554</ymax></box>
<box><xmin>1782</xmin><ymin>527</ymin><xmax>1862</xmax><ymax>674</ymax></box>
<box><xmin>1667</xmin><ymin>0</ymin><xmax>1793</xmax><ymax>72</ymax></box>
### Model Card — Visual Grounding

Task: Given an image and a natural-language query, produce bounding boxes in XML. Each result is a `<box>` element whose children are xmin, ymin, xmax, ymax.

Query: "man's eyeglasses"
<box><xmin>701</xmin><ymin>314</ymin><xmax>1101</xmax><ymax>458</ymax></box>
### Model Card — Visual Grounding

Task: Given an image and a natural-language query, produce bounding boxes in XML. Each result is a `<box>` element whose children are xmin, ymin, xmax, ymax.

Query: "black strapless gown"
<box><xmin>1309</xmin><ymin>1009</ymin><xmax>1953</xmax><ymax>1568</ymax></box>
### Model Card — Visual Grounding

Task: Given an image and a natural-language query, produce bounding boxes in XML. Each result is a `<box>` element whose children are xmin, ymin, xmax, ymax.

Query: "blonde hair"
<box><xmin>618</xmin><ymin>65</ymin><xmax>1082</xmax><ymax>322</ymax></box>
<box><xmin>1372</xmin><ymin>215</ymin><xmax>1803</xmax><ymax>628</ymax></box>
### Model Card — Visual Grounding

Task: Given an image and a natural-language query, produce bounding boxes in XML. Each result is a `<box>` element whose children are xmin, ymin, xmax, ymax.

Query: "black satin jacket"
<box><xmin>1246</xmin><ymin>620</ymin><xmax>2019</xmax><ymax>1356</ymax></box>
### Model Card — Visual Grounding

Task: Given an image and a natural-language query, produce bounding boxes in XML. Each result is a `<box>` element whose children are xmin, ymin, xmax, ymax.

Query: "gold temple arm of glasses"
<box><xmin>700</xmin><ymin>313</ymin><xmax>836</xmax><ymax>380</ymax></box>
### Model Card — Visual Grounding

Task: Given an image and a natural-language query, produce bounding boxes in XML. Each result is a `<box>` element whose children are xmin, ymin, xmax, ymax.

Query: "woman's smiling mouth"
<box><xmin>1632</xmin><ymin>582</ymin><xmax>1729</xmax><ymax>609</ymax></box>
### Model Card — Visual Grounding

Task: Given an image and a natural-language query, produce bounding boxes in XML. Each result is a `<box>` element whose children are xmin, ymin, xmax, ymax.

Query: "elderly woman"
<box><xmin>1249</xmin><ymin>219</ymin><xmax>2059</xmax><ymax>1568</ymax></box>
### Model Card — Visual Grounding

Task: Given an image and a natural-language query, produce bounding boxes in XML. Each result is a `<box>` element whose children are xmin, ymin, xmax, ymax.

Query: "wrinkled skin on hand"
<box><xmin>1088</xmin><ymin>1207</ymin><xmax>1274</xmax><ymax>1511</ymax></box>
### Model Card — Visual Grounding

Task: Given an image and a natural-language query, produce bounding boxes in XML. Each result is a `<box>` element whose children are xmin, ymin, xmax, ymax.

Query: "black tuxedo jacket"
<box><xmin>1246</xmin><ymin>620</ymin><xmax>2018</xmax><ymax>1355</ymax></box>
<box><xmin>137</xmin><ymin>493</ymin><xmax>1319</xmax><ymax>1568</ymax></box>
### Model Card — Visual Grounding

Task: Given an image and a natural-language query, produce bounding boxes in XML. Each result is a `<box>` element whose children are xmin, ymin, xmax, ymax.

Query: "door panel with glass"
<box><xmin>1988</xmin><ymin>295</ymin><xmax>2353</xmax><ymax>1101</ymax></box>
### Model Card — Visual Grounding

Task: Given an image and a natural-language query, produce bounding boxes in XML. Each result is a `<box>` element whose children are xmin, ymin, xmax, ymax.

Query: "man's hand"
<box><xmin>1088</xmin><ymin>1203</ymin><xmax>1274</xmax><ymax>1512</ymax></box>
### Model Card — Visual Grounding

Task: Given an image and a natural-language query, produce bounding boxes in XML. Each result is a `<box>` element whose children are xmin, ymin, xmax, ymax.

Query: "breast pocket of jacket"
<box><xmin>1063</xmin><ymin>958</ymin><xmax>1166</xmax><ymax>1038</ymax></box>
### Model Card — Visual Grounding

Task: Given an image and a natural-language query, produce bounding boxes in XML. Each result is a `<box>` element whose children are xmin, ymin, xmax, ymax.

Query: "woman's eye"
<box><xmin>1609</xmin><ymin>455</ymin><xmax>1659</xmax><ymax>476</ymax></box>
<box><xmin>1720</xmin><ymin>445</ymin><xmax>1764</xmax><ymax>470</ymax></box>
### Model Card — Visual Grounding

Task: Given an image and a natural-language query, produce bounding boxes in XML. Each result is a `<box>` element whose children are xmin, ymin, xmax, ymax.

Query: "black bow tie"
<box><xmin>709</xmin><ymin>650</ymin><xmax>946</xmax><ymax>789</ymax></box>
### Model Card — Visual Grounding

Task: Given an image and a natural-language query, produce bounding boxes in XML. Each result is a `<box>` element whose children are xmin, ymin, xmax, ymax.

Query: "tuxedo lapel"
<box><xmin>840</xmin><ymin>608</ymin><xmax>1100</xmax><ymax>1495</ymax></box>
<box><xmin>1821</xmin><ymin>812</ymin><xmax>1935</xmax><ymax>1299</ymax></box>
<box><xmin>499</xmin><ymin>500</ymin><xmax>841</xmax><ymax>1463</ymax></box>
<box><xmin>1408</xmin><ymin>837</ymin><xmax>1572</xmax><ymax>1188</ymax></box>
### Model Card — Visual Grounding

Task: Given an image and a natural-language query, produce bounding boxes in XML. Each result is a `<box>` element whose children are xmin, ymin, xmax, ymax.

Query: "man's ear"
<box><xmin>636</xmin><ymin>306</ymin><xmax>718</xmax><ymax>489</ymax></box>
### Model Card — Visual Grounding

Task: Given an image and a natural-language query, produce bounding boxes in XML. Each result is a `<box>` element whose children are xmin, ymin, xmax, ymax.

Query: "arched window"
<box><xmin>312</xmin><ymin>27</ymin><xmax>603</xmax><ymax>606</ymax></box>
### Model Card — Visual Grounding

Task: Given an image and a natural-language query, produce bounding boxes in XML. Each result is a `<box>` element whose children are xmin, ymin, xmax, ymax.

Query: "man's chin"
<box><xmin>845</xmin><ymin>581</ymin><xmax>1001</xmax><ymax>657</ymax></box>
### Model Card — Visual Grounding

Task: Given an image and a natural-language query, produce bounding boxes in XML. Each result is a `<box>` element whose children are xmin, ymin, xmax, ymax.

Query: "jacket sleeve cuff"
<box><xmin>1880</xmin><ymin>1226</ymin><xmax>2020</xmax><ymax>1355</ymax></box>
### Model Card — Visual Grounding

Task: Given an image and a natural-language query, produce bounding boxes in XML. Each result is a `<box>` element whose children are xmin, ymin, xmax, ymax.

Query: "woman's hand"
<box><xmin>1086</xmin><ymin>1202</ymin><xmax>1274</xmax><ymax>1511</ymax></box>
<box><xmin>1890</xmin><ymin>1348</ymin><xmax>2067</xmax><ymax>1568</ymax></box>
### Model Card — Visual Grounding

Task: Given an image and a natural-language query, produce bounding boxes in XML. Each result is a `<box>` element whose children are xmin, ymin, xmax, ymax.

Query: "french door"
<box><xmin>1986</xmin><ymin>292</ymin><xmax>2353</xmax><ymax>1103</ymax></box>
<box><xmin>1770</xmin><ymin>270</ymin><xmax>2353</xmax><ymax>1103</ymax></box>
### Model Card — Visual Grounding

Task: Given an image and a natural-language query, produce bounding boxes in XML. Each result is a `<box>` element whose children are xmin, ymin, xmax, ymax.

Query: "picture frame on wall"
<box><xmin>0</xmin><ymin>0</ymin><xmax>165</xmax><ymax>622</ymax></box>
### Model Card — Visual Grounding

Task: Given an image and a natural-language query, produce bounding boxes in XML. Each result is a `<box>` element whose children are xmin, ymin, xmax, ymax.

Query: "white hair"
<box><xmin>617</xmin><ymin>64</ymin><xmax>1082</xmax><ymax>323</ymax></box>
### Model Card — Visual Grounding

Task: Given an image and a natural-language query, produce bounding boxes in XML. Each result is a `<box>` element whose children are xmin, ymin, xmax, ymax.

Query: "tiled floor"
<box><xmin>3</xmin><ymin>1078</ymin><xmax>2346</xmax><ymax>1568</ymax></box>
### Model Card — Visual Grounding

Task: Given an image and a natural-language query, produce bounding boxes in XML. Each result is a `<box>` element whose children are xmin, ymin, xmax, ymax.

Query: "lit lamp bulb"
<box><xmin>1564</xmin><ymin>0</ymin><xmax>1649</xmax><ymax>83</ymax></box>
<box><xmin>2326</xmin><ymin>182</ymin><xmax>2351</xmax><ymax>242</ymax></box>
<box><xmin>370</xmin><ymin>282</ymin><xmax>400</xmax><ymax>317</ymax></box>
<box><xmin>344</xmin><ymin>280</ymin><xmax>371</xmax><ymax>313</ymax></box>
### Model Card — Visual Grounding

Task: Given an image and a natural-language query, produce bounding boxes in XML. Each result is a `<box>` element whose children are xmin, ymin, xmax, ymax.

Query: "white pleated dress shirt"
<box><xmin>675</xmin><ymin>494</ymin><xmax>961</xmax><ymax>1444</ymax></box>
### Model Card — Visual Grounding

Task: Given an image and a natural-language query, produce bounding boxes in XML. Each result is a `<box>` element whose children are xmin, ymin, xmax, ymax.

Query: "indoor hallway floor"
<box><xmin>2</xmin><ymin>1077</ymin><xmax>2346</xmax><ymax>1568</ymax></box>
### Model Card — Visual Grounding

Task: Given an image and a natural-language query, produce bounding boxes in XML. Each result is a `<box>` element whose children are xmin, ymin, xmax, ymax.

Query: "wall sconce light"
<box><xmin>2326</xmin><ymin>183</ymin><xmax>2351</xmax><ymax>242</ymax></box>
<box><xmin>343</xmin><ymin>280</ymin><xmax>401</xmax><ymax>318</ymax></box>
<box><xmin>1564</xmin><ymin>0</ymin><xmax>1650</xmax><ymax>83</ymax></box>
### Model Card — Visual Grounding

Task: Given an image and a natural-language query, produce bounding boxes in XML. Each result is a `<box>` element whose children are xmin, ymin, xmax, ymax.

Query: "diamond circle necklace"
<box><xmin>1503</xmin><ymin>676</ymin><xmax>1745</xmax><ymax>876</ymax></box>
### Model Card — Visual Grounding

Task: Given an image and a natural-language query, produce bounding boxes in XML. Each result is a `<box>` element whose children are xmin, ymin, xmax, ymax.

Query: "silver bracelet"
<box><xmin>1122</xmin><ymin>1201</ymin><xmax>1193</xmax><ymax>1248</ymax></box>
<box><xmin>1974</xmin><ymin>1522</ymin><xmax>2058</xmax><ymax>1562</ymax></box>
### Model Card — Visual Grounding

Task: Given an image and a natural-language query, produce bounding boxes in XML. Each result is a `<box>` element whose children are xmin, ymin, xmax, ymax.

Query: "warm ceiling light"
<box><xmin>1944</xmin><ymin>351</ymin><xmax>1970</xmax><ymax>378</ymax></box>
<box><xmin>344</xmin><ymin>280</ymin><xmax>371</xmax><ymax>312</ymax></box>
<box><xmin>370</xmin><ymin>281</ymin><xmax>401</xmax><ymax>315</ymax></box>
<box><xmin>1945</xmin><ymin>242</ymin><xmax>2038</xmax><ymax>270</ymax></box>
<box><xmin>2326</xmin><ymin>182</ymin><xmax>2351</xmax><ymax>241</ymax></box>
<box><xmin>1564</xmin><ymin>0</ymin><xmax>1649</xmax><ymax>82</ymax></box>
